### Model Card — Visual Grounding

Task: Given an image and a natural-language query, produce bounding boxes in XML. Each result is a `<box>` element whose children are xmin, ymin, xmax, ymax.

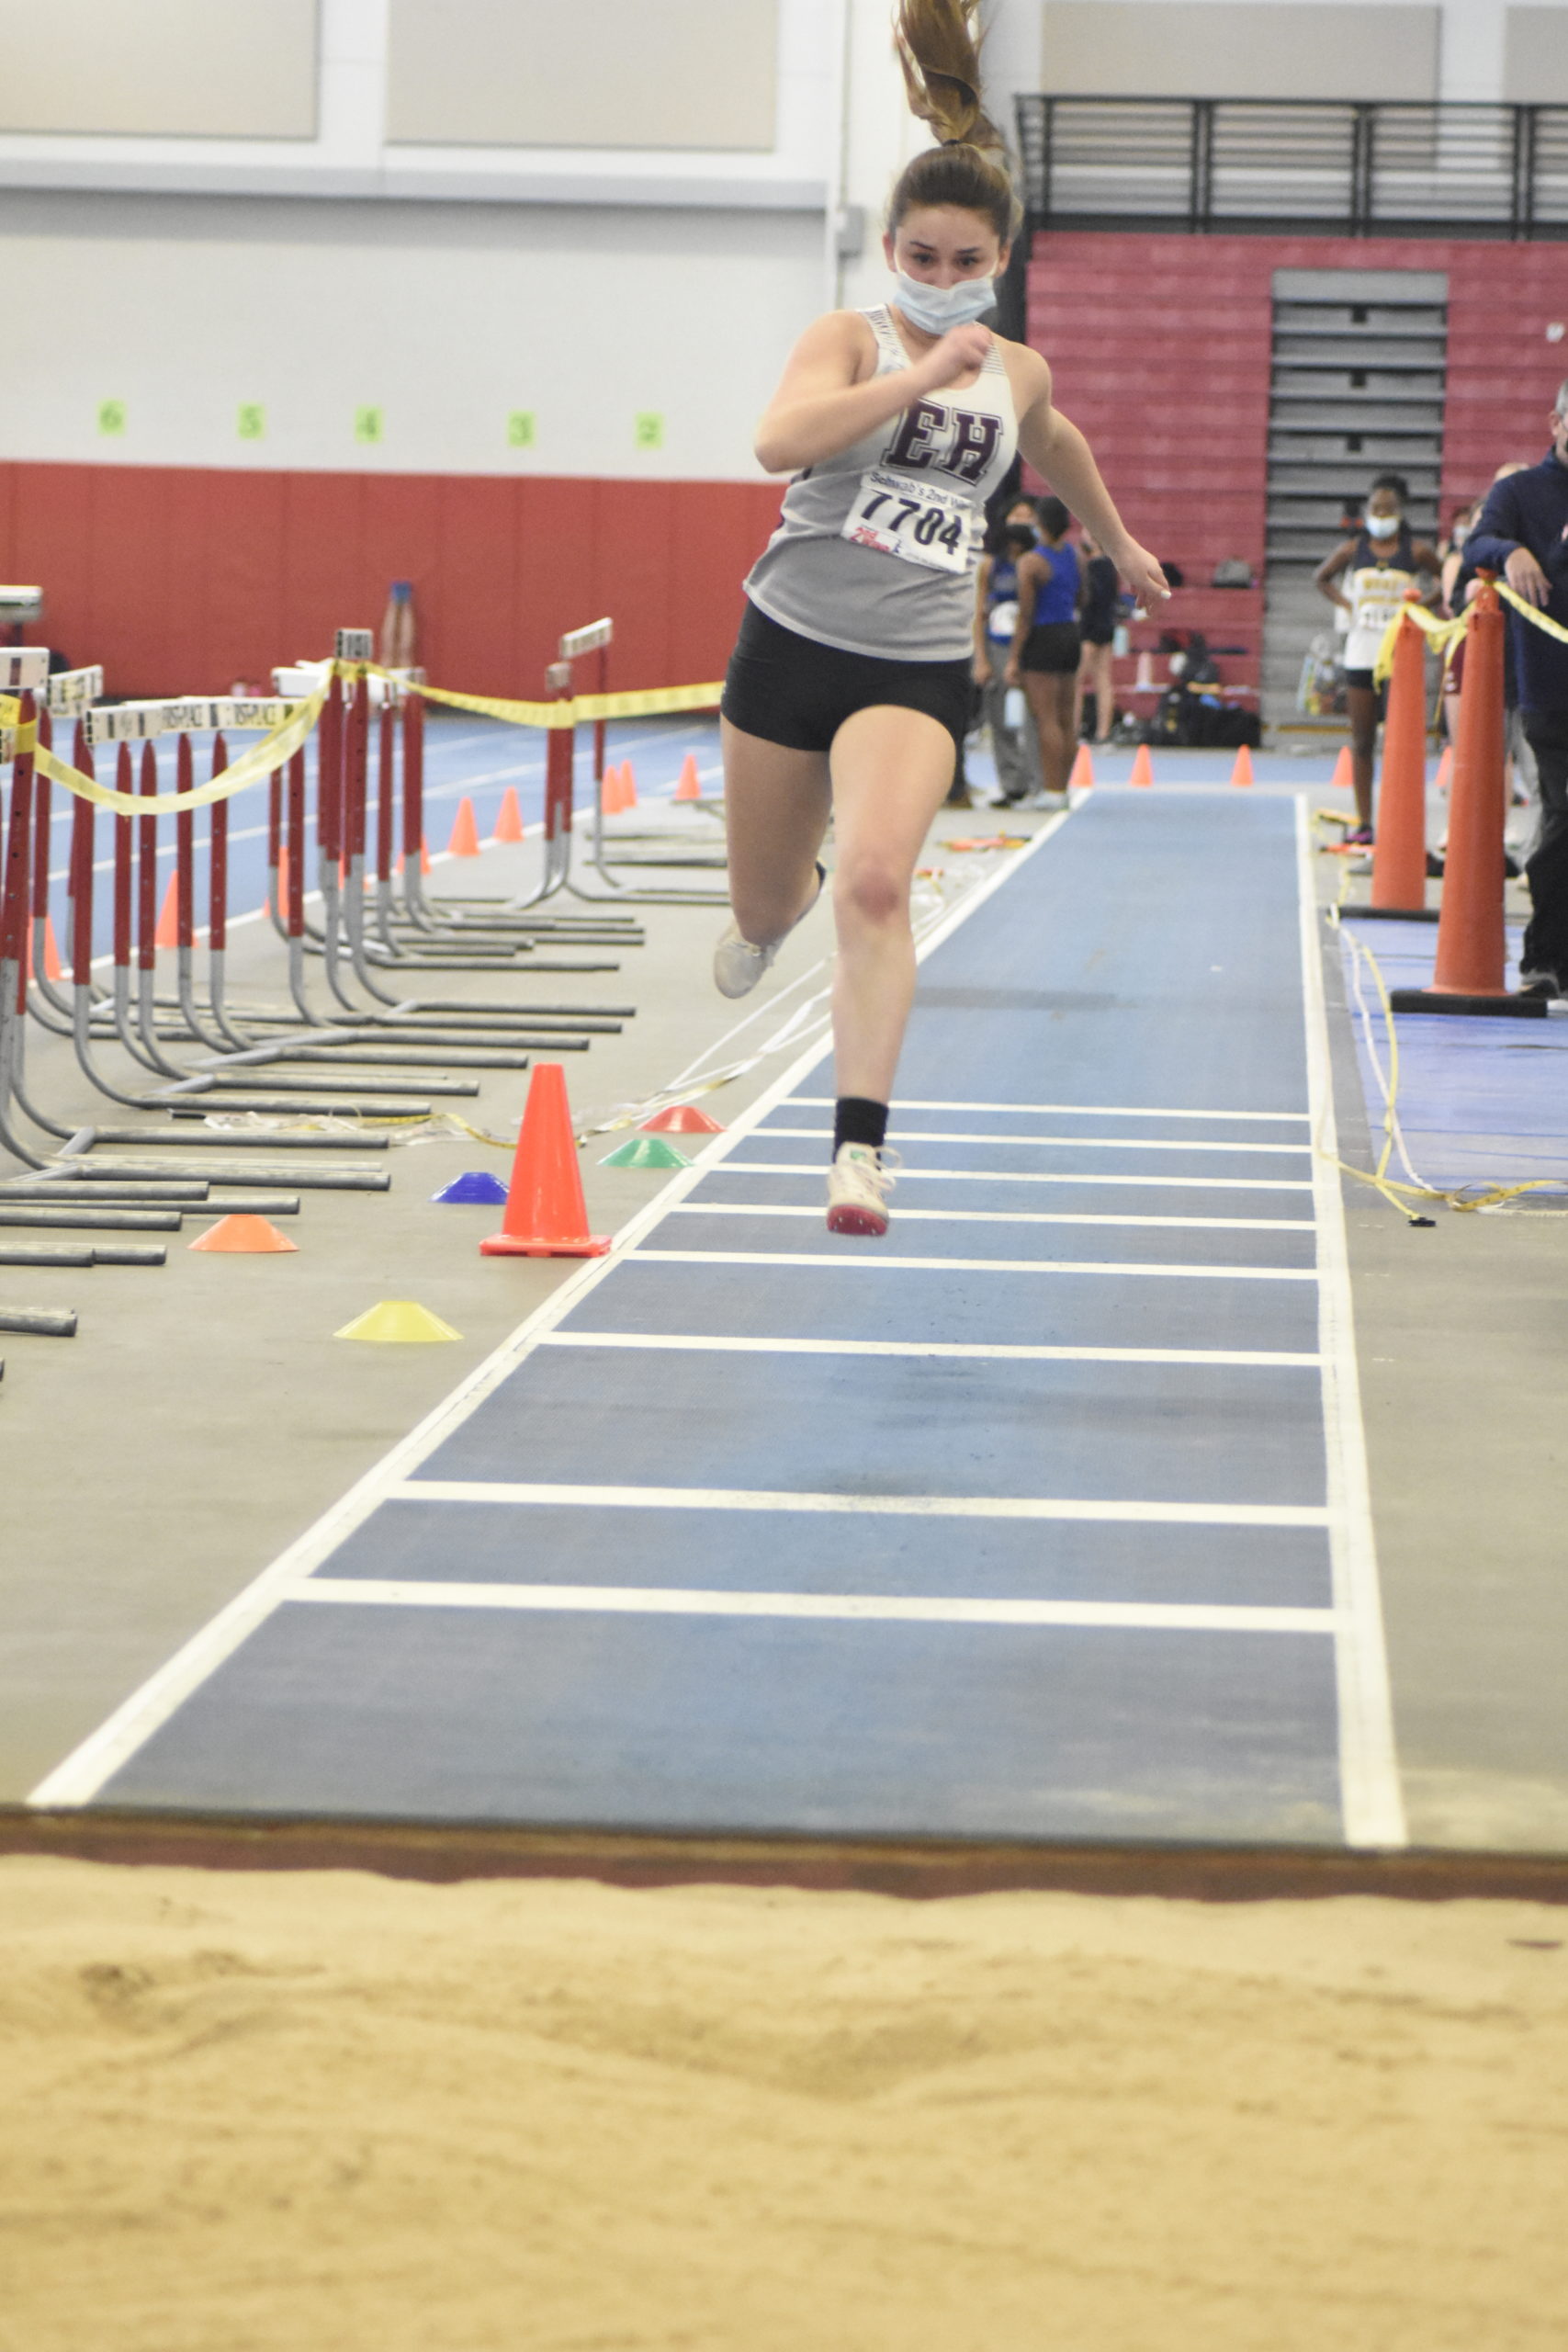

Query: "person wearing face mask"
<box><xmin>716</xmin><ymin>0</ymin><xmax>1168</xmax><ymax>1238</ymax></box>
<box><xmin>1466</xmin><ymin>383</ymin><xmax>1568</xmax><ymax>995</ymax></box>
<box><xmin>1314</xmin><ymin>475</ymin><xmax>1439</xmax><ymax>843</ymax></box>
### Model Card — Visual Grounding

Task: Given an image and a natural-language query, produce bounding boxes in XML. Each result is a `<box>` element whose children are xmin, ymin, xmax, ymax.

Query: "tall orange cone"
<box><xmin>1068</xmin><ymin>743</ymin><xmax>1095</xmax><ymax>791</ymax></box>
<box><xmin>1369</xmin><ymin>599</ymin><xmax>1429</xmax><ymax>913</ymax></box>
<box><xmin>1330</xmin><ymin>745</ymin><xmax>1354</xmax><ymax>790</ymax></box>
<box><xmin>480</xmin><ymin>1063</ymin><xmax>612</xmax><ymax>1258</ymax></box>
<box><xmin>493</xmin><ymin>786</ymin><xmax>524</xmax><ymax>843</ymax></box>
<box><xmin>1229</xmin><ymin>743</ymin><xmax>1254</xmax><ymax>788</ymax></box>
<box><xmin>154</xmin><ymin>873</ymin><xmax>179</xmax><ymax>948</ymax></box>
<box><xmin>447</xmin><ymin>797</ymin><xmax>481</xmax><ymax>857</ymax></box>
<box><xmin>1128</xmin><ymin>744</ymin><xmax>1154</xmax><ymax>788</ymax></box>
<box><xmin>674</xmin><ymin>752</ymin><xmax>702</xmax><ymax>802</ymax></box>
<box><xmin>1427</xmin><ymin>576</ymin><xmax>1507</xmax><ymax>1000</ymax></box>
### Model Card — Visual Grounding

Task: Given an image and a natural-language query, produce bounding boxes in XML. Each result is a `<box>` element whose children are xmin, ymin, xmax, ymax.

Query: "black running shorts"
<box><xmin>721</xmin><ymin>599</ymin><xmax>971</xmax><ymax>757</ymax></box>
<box><xmin>1019</xmin><ymin>620</ymin><xmax>1082</xmax><ymax>674</ymax></box>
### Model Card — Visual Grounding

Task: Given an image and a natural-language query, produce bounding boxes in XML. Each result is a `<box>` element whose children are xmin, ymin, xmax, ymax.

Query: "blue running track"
<box><xmin>33</xmin><ymin>791</ymin><xmax>1406</xmax><ymax>1851</ymax></box>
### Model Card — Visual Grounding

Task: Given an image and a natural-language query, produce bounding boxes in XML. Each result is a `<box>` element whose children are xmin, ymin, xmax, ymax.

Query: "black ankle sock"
<box><xmin>833</xmin><ymin>1096</ymin><xmax>888</xmax><ymax>1156</ymax></box>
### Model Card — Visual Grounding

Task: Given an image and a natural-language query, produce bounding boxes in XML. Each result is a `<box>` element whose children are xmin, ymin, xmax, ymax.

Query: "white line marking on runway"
<box><xmin>27</xmin><ymin>810</ymin><xmax>1078</xmax><ymax>1809</ymax></box>
<box><xmin>393</xmin><ymin>1479</ymin><xmax>1332</xmax><ymax>1531</ymax></box>
<box><xmin>667</xmin><ymin>1202</ymin><xmax>1318</xmax><ymax>1232</ymax></box>
<box><xmin>288</xmin><ymin>1579</ymin><xmax>1337</xmax><ymax>1635</ymax></box>
<box><xmin>791</xmin><ymin>1098</ymin><xmax>1312</xmax><ymax>1123</ymax></box>
<box><xmin>757</xmin><ymin>1127</ymin><xmax>1310</xmax><ymax>1155</ymax></box>
<box><xmin>719</xmin><ymin>1161</ymin><xmax>1314</xmax><ymax>1193</ymax></box>
<box><xmin>1296</xmin><ymin>797</ymin><xmax>1407</xmax><ymax>1849</ymax></box>
<box><xmin>634</xmin><ymin>1249</ymin><xmax>1316</xmax><ymax>1283</ymax></box>
<box><xmin>540</xmin><ymin>1330</ymin><xmax>1321</xmax><ymax>1369</ymax></box>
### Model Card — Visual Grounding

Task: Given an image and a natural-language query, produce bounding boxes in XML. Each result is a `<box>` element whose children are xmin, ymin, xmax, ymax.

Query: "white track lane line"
<box><xmin>667</xmin><ymin>1203</ymin><xmax>1317</xmax><ymax>1231</ymax></box>
<box><xmin>291</xmin><ymin>1581</ymin><xmax>1336</xmax><ymax>1635</ymax></box>
<box><xmin>1295</xmin><ymin>796</ymin><xmax>1407</xmax><ymax>1849</ymax></box>
<box><xmin>718</xmin><ymin>1162</ymin><xmax>1314</xmax><ymax>1193</ymax></box>
<box><xmin>757</xmin><ymin>1127</ymin><xmax>1311</xmax><ymax>1155</ymax></box>
<box><xmin>791</xmin><ymin>1097</ymin><xmax>1312</xmax><ymax>1123</ymax></box>
<box><xmin>28</xmin><ymin>805</ymin><xmax>1078</xmax><ymax>1808</ymax></box>
<box><xmin>538</xmin><ymin>1332</ymin><xmax>1321</xmax><ymax>1369</ymax></box>
<box><xmin>634</xmin><ymin>1248</ymin><xmax>1316</xmax><ymax>1282</ymax></box>
<box><xmin>393</xmin><ymin>1480</ymin><xmax>1332</xmax><ymax>1531</ymax></box>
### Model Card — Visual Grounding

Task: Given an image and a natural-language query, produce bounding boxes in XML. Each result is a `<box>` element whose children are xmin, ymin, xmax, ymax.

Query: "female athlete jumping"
<box><xmin>715</xmin><ymin>0</ymin><xmax>1168</xmax><ymax>1236</ymax></box>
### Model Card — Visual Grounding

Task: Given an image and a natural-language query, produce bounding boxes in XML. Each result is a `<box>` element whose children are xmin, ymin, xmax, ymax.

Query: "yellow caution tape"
<box><xmin>346</xmin><ymin>659</ymin><xmax>721</xmax><ymax>729</ymax></box>
<box><xmin>33</xmin><ymin>677</ymin><xmax>330</xmax><ymax>817</ymax></box>
<box><xmin>1495</xmin><ymin>577</ymin><xmax>1568</xmax><ymax>646</ymax></box>
<box><xmin>574</xmin><ymin>682</ymin><xmax>722</xmax><ymax>721</ymax></box>
<box><xmin>1371</xmin><ymin>600</ymin><xmax>1468</xmax><ymax>688</ymax></box>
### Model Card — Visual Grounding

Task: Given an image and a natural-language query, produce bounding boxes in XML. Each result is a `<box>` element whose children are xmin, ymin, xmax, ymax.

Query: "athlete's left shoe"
<box><xmin>826</xmin><ymin>1142</ymin><xmax>897</xmax><ymax>1237</ymax></box>
<box><xmin>712</xmin><ymin>863</ymin><xmax>826</xmax><ymax>1000</ymax></box>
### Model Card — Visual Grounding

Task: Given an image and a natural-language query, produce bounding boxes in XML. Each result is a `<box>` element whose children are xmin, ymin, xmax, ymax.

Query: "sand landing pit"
<box><xmin>3</xmin><ymin>1859</ymin><xmax>1566</xmax><ymax>2349</ymax></box>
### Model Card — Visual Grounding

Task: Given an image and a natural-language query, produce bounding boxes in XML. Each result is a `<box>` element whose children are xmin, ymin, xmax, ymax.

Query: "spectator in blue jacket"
<box><xmin>1466</xmin><ymin>380</ymin><xmax>1568</xmax><ymax>992</ymax></box>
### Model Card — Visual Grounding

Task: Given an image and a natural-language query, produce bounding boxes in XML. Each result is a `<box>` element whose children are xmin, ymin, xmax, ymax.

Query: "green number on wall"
<box><xmin>97</xmin><ymin>399</ymin><xmax>127</xmax><ymax>437</ymax></box>
<box><xmin>506</xmin><ymin>410</ymin><xmax>536</xmax><ymax>448</ymax></box>
<box><xmin>634</xmin><ymin>412</ymin><xmax>665</xmax><ymax>449</ymax></box>
<box><xmin>354</xmin><ymin>405</ymin><xmax>384</xmax><ymax>445</ymax></box>
<box><xmin>237</xmin><ymin>403</ymin><xmax>265</xmax><ymax>441</ymax></box>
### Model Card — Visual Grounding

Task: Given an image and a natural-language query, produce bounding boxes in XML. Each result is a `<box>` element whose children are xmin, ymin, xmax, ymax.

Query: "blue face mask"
<box><xmin>891</xmin><ymin>268</ymin><xmax>996</xmax><ymax>336</ymax></box>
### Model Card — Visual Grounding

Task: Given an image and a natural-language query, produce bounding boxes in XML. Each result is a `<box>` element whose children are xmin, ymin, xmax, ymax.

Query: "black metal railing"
<box><xmin>1015</xmin><ymin>96</ymin><xmax>1568</xmax><ymax>238</ymax></box>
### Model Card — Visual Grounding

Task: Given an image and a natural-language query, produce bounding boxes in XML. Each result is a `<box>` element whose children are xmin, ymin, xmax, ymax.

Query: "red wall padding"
<box><xmin>1027</xmin><ymin>231</ymin><xmax>1568</xmax><ymax>695</ymax></box>
<box><xmin>0</xmin><ymin>464</ymin><xmax>785</xmax><ymax>701</ymax></box>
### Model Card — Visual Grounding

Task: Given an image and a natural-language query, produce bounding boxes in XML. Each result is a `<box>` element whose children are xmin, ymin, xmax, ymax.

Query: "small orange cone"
<box><xmin>480</xmin><ymin>1063</ymin><xmax>611</xmax><ymax>1258</ymax></box>
<box><xmin>604</xmin><ymin>763</ymin><xmax>628</xmax><ymax>815</ymax></box>
<box><xmin>1434</xmin><ymin>744</ymin><xmax>1453</xmax><ymax>793</ymax></box>
<box><xmin>620</xmin><ymin>760</ymin><xmax>639</xmax><ymax>809</ymax></box>
<box><xmin>447</xmin><ymin>797</ymin><xmax>481</xmax><ymax>857</ymax></box>
<box><xmin>1229</xmin><ymin>743</ymin><xmax>1255</xmax><ymax>788</ymax></box>
<box><xmin>640</xmin><ymin>1102</ymin><xmax>726</xmax><ymax>1135</ymax></box>
<box><xmin>188</xmin><ymin>1214</ymin><xmax>298</xmax><ymax>1254</ymax></box>
<box><xmin>27</xmin><ymin>917</ymin><xmax>63</xmax><ymax>982</ymax></box>
<box><xmin>1128</xmin><ymin>745</ymin><xmax>1154</xmax><ymax>788</ymax></box>
<box><xmin>154</xmin><ymin>874</ymin><xmax>180</xmax><ymax>948</ymax></box>
<box><xmin>268</xmin><ymin>842</ymin><xmax>290</xmax><ymax>924</ymax></box>
<box><xmin>1330</xmin><ymin>745</ymin><xmax>1354</xmax><ymax>790</ymax></box>
<box><xmin>395</xmin><ymin>842</ymin><xmax>433</xmax><ymax>876</ymax></box>
<box><xmin>674</xmin><ymin>752</ymin><xmax>702</xmax><ymax>802</ymax></box>
<box><xmin>1068</xmin><ymin>743</ymin><xmax>1095</xmax><ymax>791</ymax></box>
<box><xmin>493</xmin><ymin>786</ymin><xmax>525</xmax><ymax>843</ymax></box>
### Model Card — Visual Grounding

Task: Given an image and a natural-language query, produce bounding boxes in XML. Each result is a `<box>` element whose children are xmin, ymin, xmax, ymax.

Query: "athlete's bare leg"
<box><xmin>827</xmin><ymin>704</ymin><xmax>954</xmax><ymax>1102</ymax></box>
<box><xmin>720</xmin><ymin>716</ymin><xmax>831</xmax><ymax>945</ymax></box>
<box><xmin>1021</xmin><ymin>670</ymin><xmax>1077</xmax><ymax>795</ymax></box>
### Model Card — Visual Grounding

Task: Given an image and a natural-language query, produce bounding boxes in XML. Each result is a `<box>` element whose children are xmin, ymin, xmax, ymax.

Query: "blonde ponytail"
<box><xmin>893</xmin><ymin>0</ymin><xmax>1003</xmax><ymax>153</ymax></box>
<box><xmin>886</xmin><ymin>1</ymin><xmax>1021</xmax><ymax>242</ymax></box>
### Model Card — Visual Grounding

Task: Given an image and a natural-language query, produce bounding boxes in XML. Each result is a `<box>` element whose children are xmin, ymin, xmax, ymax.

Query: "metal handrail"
<box><xmin>1016</xmin><ymin>96</ymin><xmax>1568</xmax><ymax>239</ymax></box>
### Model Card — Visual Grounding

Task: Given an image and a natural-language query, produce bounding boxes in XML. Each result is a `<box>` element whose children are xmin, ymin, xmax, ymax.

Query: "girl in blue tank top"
<box><xmin>1005</xmin><ymin>498</ymin><xmax>1085</xmax><ymax>798</ymax></box>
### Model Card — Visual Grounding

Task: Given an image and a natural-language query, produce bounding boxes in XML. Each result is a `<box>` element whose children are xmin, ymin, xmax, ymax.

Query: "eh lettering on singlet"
<box><xmin>885</xmin><ymin>399</ymin><xmax>1001</xmax><ymax>486</ymax></box>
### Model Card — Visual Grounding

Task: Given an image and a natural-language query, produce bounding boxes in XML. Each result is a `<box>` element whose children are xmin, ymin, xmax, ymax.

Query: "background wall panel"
<box><xmin>386</xmin><ymin>0</ymin><xmax>778</xmax><ymax>151</ymax></box>
<box><xmin>1038</xmin><ymin>2</ymin><xmax>1441</xmax><ymax>100</ymax></box>
<box><xmin>0</xmin><ymin>0</ymin><xmax>318</xmax><ymax>139</ymax></box>
<box><xmin>1504</xmin><ymin>6</ymin><xmax>1568</xmax><ymax>101</ymax></box>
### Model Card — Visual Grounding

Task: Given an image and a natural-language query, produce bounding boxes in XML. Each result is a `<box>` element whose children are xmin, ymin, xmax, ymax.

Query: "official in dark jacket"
<box><xmin>1466</xmin><ymin>381</ymin><xmax>1568</xmax><ymax>991</ymax></box>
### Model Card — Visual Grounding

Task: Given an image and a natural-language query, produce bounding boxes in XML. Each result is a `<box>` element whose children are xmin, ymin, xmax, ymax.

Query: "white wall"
<box><xmin>0</xmin><ymin>192</ymin><xmax>826</xmax><ymax>480</ymax></box>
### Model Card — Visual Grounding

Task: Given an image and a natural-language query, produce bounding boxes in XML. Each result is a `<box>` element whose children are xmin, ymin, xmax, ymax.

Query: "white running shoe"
<box><xmin>712</xmin><ymin>864</ymin><xmax>826</xmax><ymax>1000</ymax></box>
<box><xmin>826</xmin><ymin>1142</ymin><xmax>897</xmax><ymax>1238</ymax></box>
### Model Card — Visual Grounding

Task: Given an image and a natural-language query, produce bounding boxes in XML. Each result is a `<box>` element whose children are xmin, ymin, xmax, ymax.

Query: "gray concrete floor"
<box><xmin>3</xmin><ymin>784</ymin><xmax>1565</xmax><ymax>1851</ymax></box>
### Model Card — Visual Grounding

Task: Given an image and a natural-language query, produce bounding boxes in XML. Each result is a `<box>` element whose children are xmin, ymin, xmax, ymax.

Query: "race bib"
<box><xmin>841</xmin><ymin>468</ymin><xmax>975</xmax><ymax>574</ymax></box>
<box><xmin>987</xmin><ymin>598</ymin><xmax>1020</xmax><ymax>642</ymax></box>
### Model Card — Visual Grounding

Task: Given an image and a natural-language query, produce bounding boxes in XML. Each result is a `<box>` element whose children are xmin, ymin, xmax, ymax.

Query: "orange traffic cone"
<box><xmin>396</xmin><ymin>842</ymin><xmax>433</xmax><ymax>876</ymax></box>
<box><xmin>1330</xmin><ymin>745</ymin><xmax>1354</xmax><ymax>790</ymax></box>
<box><xmin>447</xmin><ymin>797</ymin><xmax>481</xmax><ymax>857</ymax></box>
<box><xmin>609</xmin><ymin>763</ymin><xmax>631</xmax><ymax>814</ymax></box>
<box><xmin>674</xmin><ymin>752</ymin><xmax>702</xmax><ymax>802</ymax></box>
<box><xmin>640</xmin><ymin>1102</ymin><xmax>725</xmax><ymax>1135</ymax></box>
<box><xmin>1369</xmin><ymin>599</ymin><xmax>1429</xmax><ymax>914</ymax></box>
<box><xmin>27</xmin><ymin>916</ymin><xmax>63</xmax><ymax>982</ymax></box>
<box><xmin>1428</xmin><ymin>577</ymin><xmax>1507</xmax><ymax>1000</ymax></box>
<box><xmin>480</xmin><ymin>1063</ymin><xmax>612</xmax><ymax>1258</ymax></box>
<box><xmin>1434</xmin><ymin>744</ymin><xmax>1453</xmax><ymax>793</ymax></box>
<box><xmin>493</xmin><ymin>786</ymin><xmax>525</xmax><ymax>843</ymax></box>
<box><xmin>154</xmin><ymin>874</ymin><xmax>179</xmax><ymax>948</ymax></box>
<box><xmin>1068</xmin><ymin>743</ymin><xmax>1095</xmax><ymax>791</ymax></box>
<box><xmin>1229</xmin><ymin>743</ymin><xmax>1255</xmax><ymax>788</ymax></box>
<box><xmin>188</xmin><ymin>1215</ymin><xmax>298</xmax><ymax>1254</ymax></box>
<box><xmin>269</xmin><ymin>842</ymin><xmax>290</xmax><ymax>925</ymax></box>
<box><xmin>1128</xmin><ymin>744</ymin><xmax>1154</xmax><ymax>788</ymax></box>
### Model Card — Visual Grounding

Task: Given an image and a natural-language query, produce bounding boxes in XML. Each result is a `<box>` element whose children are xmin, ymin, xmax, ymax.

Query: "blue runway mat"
<box><xmin>47</xmin><ymin>792</ymin><xmax>1401</xmax><ymax>1850</ymax></box>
